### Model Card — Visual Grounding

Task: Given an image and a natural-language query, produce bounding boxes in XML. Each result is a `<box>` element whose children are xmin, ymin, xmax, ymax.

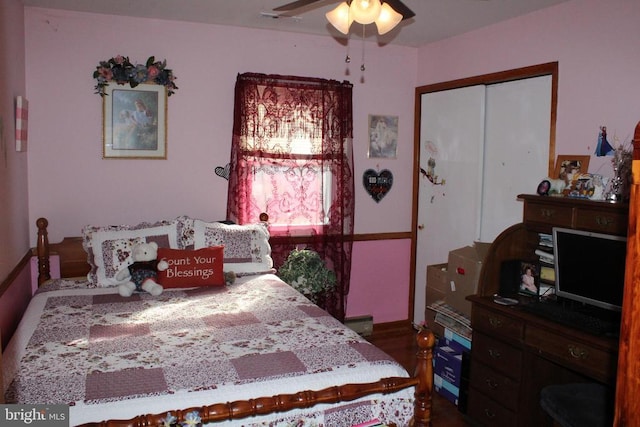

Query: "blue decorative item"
<box><xmin>595</xmin><ymin>126</ymin><xmax>614</xmax><ymax>157</ymax></box>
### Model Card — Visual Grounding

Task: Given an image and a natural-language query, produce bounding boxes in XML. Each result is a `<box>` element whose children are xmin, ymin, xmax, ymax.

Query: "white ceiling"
<box><xmin>22</xmin><ymin>0</ymin><xmax>570</xmax><ymax>47</ymax></box>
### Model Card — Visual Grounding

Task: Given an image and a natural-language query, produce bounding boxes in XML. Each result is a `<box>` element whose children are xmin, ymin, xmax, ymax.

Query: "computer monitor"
<box><xmin>552</xmin><ymin>227</ymin><xmax>627</xmax><ymax>312</ymax></box>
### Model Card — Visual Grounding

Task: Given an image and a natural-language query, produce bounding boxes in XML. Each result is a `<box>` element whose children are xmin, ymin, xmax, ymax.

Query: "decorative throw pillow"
<box><xmin>157</xmin><ymin>246</ymin><xmax>225</xmax><ymax>288</ymax></box>
<box><xmin>192</xmin><ymin>220</ymin><xmax>273</xmax><ymax>275</ymax></box>
<box><xmin>82</xmin><ymin>222</ymin><xmax>180</xmax><ymax>287</ymax></box>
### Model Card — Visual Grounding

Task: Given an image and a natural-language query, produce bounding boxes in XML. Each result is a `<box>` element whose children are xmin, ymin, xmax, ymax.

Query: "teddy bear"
<box><xmin>116</xmin><ymin>242</ymin><xmax>168</xmax><ymax>297</ymax></box>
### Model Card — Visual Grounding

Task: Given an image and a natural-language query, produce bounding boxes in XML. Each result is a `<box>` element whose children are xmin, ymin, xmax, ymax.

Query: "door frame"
<box><xmin>409</xmin><ymin>62</ymin><xmax>559</xmax><ymax>322</ymax></box>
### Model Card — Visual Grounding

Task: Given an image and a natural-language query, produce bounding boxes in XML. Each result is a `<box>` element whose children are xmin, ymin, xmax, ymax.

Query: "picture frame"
<box><xmin>518</xmin><ymin>261</ymin><xmax>540</xmax><ymax>297</ymax></box>
<box><xmin>553</xmin><ymin>155</ymin><xmax>590</xmax><ymax>180</ymax></box>
<box><xmin>15</xmin><ymin>96</ymin><xmax>29</xmax><ymax>152</ymax></box>
<box><xmin>103</xmin><ymin>83</ymin><xmax>167</xmax><ymax>159</ymax></box>
<box><xmin>368</xmin><ymin>114</ymin><xmax>398</xmax><ymax>159</ymax></box>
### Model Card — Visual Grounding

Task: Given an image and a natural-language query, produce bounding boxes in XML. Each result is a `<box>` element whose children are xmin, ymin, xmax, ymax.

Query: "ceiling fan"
<box><xmin>273</xmin><ymin>0</ymin><xmax>416</xmax><ymax>21</ymax></box>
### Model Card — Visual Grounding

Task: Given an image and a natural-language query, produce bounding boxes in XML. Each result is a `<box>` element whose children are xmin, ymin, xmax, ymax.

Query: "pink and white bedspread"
<box><xmin>3</xmin><ymin>274</ymin><xmax>414</xmax><ymax>426</ymax></box>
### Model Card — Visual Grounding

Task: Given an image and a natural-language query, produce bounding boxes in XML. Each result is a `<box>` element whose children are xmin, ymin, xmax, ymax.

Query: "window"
<box><xmin>226</xmin><ymin>73</ymin><xmax>354</xmax><ymax>320</ymax></box>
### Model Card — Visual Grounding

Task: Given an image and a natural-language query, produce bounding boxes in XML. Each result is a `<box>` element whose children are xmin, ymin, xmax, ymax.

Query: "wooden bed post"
<box><xmin>412</xmin><ymin>328</ymin><xmax>436</xmax><ymax>427</ymax></box>
<box><xmin>36</xmin><ymin>217</ymin><xmax>51</xmax><ymax>286</ymax></box>
<box><xmin>614</xmin><ymin>121</ymin><xmax>640</xmax><ymax>426</ymax></box>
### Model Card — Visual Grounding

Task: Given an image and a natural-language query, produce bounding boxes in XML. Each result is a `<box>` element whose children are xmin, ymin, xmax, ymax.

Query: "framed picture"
<box><xmin>518</xmin><ymin>261</ymin><xmax>540</xmax><ymax>297</ymax></box>
<box><xmin>553</xmin><ymin>155</ymin><xmax>590</xmax><ymax>180</ymax></box>
<box><xmin>15</xmin><ymin>96</ymin><xmax>28</xmax><ymax>152</ymax></box>
<box><xmin>103</xmin><ymin>83</ymin><xmax>167</xmax><ymax>159</ymax></box>
<box><xmin>368</xmin><ymin>115</ymin><xmax>398</xmax><ymax>159</ymax></box>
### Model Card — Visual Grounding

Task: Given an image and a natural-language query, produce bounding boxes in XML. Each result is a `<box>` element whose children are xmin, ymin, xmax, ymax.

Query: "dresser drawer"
<box><xmin>467</xmin><ymin>387</ymin><xmax>518</xmax><ymax>426</ymax></box>
<box><xmin>525</xmin><ymin>326</ymin><xmax>616</xmax><ymax>384</ymax></box>
<box><xmin>472</xmin><ymin>305</ymin><xmax>524</xmax><ymax>343</ymax></box>
<box><xmin>523</xmin><ymin>201</ymin><xmax>574</xmax><ymax>229</ymax></box>
<box><xmin>469</xmin><ymin>359</ymin><xmax>520</xmax><ymax>410</ymax></box>
<box><xmin>574</xmin><ymin>207</ymin><xmax>628</xmax><ymax>235</ymax></box>
<box><xmin>473</xmin><ymin>332</ymin><xmax>523</xmax><ymax>379</ymax></box>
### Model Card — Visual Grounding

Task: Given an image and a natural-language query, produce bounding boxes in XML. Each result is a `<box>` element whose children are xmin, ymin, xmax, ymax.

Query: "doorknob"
<box><xmin>418</xmin><ymin>224</ymin><xmax>424</xmax><ymax>230</ymax></box>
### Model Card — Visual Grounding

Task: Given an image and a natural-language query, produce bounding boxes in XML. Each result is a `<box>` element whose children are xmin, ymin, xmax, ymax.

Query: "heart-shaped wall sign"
<box><xmin>215</xmin><ymin>163</ymin><xmax>231</xmax><ymax>180</ymax></box>
<box><xmin>363</xmin><ymin>169</ymin><xmax>393</xmax><ymax>203</ymax></box>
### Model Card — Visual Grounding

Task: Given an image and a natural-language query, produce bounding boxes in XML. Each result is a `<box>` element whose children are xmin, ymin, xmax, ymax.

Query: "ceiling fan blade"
<box><xmin>273</xmin><ymin>0</ymin><xmax>324</xmax><ymax>12</ymax></box>
<box><xmin>383</xmin><ymin>0</ymin><xmax>415</xmax><ymax>20</ymax></box>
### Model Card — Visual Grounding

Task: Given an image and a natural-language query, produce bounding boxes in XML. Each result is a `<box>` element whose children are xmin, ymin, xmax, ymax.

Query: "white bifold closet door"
<box><xmin>414</xmin><ymin>75</ymin><xmax>551</xmax><ymax>324</ymax></box>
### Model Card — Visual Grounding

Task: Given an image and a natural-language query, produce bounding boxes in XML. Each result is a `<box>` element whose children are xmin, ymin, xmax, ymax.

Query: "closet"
<box><xmin>411</xmin><ymin>63</ymin><xmax>558</xmax><ymax>323</ymax></box>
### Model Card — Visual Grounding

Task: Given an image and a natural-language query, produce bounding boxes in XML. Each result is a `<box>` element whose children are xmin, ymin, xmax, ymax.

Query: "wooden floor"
<box><xmin>366</xmin><ymin>323</ymin><xmax>472</xmax><ymax>427</ymax></box>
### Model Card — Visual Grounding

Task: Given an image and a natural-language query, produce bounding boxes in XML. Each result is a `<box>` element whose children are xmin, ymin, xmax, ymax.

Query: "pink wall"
<box><xmin>0</xmin><ymin>0</ymin><xmax>29</xmax><ymax>282</ymax></box>
<box><xmin>348</xmin><ymin>239</ymin><xmax>411</xmax><ymax>323</ymax></box>
<box><xmin>24</xmin><ymin>8</ymin><xmax>417</xmax><ymax>243</ymax></box>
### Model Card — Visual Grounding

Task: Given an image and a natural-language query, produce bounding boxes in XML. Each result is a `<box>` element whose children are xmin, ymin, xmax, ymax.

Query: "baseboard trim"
<box><xmin>372</xmin><ymin>319</ymin><xmax>412</xmax><ymax>334</ymax></box>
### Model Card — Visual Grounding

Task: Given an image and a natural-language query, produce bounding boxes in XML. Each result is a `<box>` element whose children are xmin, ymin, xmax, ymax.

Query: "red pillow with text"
<box><xmin>157</xmin><ymin>246</ymin><xmax>225</xmax><ymax>288</ymax></box>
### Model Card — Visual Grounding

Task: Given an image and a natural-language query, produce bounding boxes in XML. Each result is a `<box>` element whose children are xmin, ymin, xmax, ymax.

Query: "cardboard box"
<box><xmin>426</xmin><ymin>263</ymin><xmax>448</xmax><ymax>306</ymax></box>
<box><xmin>444</xmin><ymin>327</ymin><xmax>472</xmax><ymax>351</ymax></box>
<box><xmin>445</xmin><ymin>242</ymin><xmax>491</xmax><ymax>317</ymax></box>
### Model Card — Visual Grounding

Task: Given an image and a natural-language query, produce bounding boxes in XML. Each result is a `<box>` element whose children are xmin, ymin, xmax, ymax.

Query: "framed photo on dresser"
<box><xmin>518</xmin><ymin>261</ymin><xmax>540</xmax><ymax>297</ymax></box>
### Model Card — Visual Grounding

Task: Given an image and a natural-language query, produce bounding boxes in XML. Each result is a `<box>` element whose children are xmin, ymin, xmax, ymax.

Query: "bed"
<box><xmin>2</xmin><ymin>216</ymin><xmax>434</xmax><ymax>427</ymax></box>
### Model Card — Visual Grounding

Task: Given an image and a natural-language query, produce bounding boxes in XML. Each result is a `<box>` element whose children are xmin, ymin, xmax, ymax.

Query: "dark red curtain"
<box><xmin>227</xmin><ymin>73</ymin><xmax>354</xmax><ymax>321</ymax></box>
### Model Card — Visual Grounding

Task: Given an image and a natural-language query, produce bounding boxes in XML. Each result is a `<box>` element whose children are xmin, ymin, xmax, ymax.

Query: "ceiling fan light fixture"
<box><xmin>349</xmin><ymin>0</ymin><xmax>382</xmax><ymax>25</ymax></box>
<box><xmin>375</xmin><ymin>3</ymin><xmax>402</xmax><ymax>35</ymax></box>
<box><xmin>326</xmin><ymin>2</ymin><xmax>353</xmax><ymax>34</ymax></box>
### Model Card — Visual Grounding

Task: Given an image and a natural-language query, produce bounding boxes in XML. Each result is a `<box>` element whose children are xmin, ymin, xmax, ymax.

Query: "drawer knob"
<box><xmin>484</xmin><ymin>408</ymin><xmax>496</xmax><ymax>419</ymax></box>
<box><xmin>595</xmin><ymin>216</ymin><xmax>613</xmax><ymax>227</ymax></box>
<box><xmin>485</xmin><ymin>378</ymin><xmax>499</xmax><ymax>389</ymax></box>
<box><xmin>568</xmin><ymin>345</ymin><xmax>589</xmax><ymax>359</ymax></box>
<box><xmin>488</xmin><ymin>349</ymin><xmax>502</xmax><ymax>359</ymax></box>
<box><xmin>540</xmin><ymin>208</ymin><xmax>555</xmax><ymax>218</ymax></box>
<box><xmin>489</xmin><ymin>317</ymin><xmax>503</xmax><ymax>328</ymax></box>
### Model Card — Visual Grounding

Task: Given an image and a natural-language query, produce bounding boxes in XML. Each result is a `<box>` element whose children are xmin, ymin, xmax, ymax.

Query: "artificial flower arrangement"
<box><xmin>93</xmin><ymin>55</ymin><xmax>178</xmax><ymax>97</ymax></box>
<box><xmin>277</xmin><ymin>248</ymin><xmax>336</xmax><ymax>304</ymax></box>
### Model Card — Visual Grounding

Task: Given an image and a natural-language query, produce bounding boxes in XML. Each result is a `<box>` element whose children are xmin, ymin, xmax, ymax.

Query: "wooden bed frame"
<box><xmin>34</xmin><ymin>217</ymin><xmax>435</xmax><ymax>427</ymax></box>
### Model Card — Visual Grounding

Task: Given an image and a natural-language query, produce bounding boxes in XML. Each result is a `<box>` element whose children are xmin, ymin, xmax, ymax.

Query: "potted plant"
<box><xmin>277</xmin><ymin>249</ymin><xmax>336</xmax><ymax>304</ymax></box>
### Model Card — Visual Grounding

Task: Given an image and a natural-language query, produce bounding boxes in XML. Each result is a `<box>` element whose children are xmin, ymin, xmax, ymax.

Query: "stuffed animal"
<box><xmin>224</xmin><ymin>271</ymin><xmax>236</xmax><ymax>285</ymax></box>
<box><xmin>547</xmin><ymin>178</ymin><xmax>567</xmax><ymax>195</ymax></box>
<box><xmin>116</xmin><ymin>242</ymin><xmax>168</xmax><ymax>297</ymax></box>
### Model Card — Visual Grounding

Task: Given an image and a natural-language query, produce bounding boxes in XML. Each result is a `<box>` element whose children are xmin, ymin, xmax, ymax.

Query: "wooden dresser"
<box><xmin>466</xmin><ymin>194</ymin><xmax>628</xmax><ymax>426</ymax></box>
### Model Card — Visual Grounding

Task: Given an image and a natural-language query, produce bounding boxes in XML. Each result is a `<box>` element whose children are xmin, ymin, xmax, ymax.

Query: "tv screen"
<box><xmin>552</xmin><ymin>227</ymin><xmax>627</xmax><ymax>312</ymax></box>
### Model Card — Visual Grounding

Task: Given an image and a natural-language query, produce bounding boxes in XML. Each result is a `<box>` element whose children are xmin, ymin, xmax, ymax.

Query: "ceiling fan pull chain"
<box><xmin>360</xmin><ymin>24</ymin><xmax>366</xmax><ymax>71</ymax></box>
<box><xmin>345</xmin><ymin>4</ymin><xmax>352</xmax><ymax>63</ymax></box>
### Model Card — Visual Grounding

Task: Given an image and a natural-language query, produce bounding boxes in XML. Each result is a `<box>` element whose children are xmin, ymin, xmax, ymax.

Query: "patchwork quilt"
<box><xmin>3</xmin><ymin>274</ymin><xmax>414</xmax><ymax>426</ymax></box>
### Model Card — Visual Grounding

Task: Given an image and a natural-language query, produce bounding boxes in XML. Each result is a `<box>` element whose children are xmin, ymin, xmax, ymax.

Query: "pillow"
<box><xmin>83</xmin><ymin>222</ymin><xmax>180</xmax><ymax>287</ymax></box>
<box><xmin>157</xmin><ymin>247</ymin><xmax>225</xmax><ymax>288</ymax></box>
<box><xmin>192</xmin><ymin>220</ymin><xmax>273</xmax><ymax>275</ymax></box>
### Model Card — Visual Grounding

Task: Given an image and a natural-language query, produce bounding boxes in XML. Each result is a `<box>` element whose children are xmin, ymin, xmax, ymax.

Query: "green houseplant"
<box><xmin>278</xmin><ymin>249</ymin><xmax>336</xmax><ymax>304</ymax></box>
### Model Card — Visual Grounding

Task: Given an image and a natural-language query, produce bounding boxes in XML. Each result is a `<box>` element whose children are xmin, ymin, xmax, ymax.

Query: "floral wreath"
<box><xmin>93</xmin><ymin>55</ymin><xmax>178</xmax><ymax>97</ymax></box>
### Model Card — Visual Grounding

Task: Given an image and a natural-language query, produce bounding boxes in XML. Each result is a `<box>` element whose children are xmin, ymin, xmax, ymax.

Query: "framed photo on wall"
<box><xmin>368</xmin><ymin>115</ymin><xmax>398</xmax><ymax>159</ymax></box>
<box><xmin>553</xmin><ymin>155</ymin><xmax>590</xmax><ymax>180</ymax></box>
<box><xmin>103</xmin><ymin>83</ymin><xmax>167</xmax><ymax>159</ymax></box>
